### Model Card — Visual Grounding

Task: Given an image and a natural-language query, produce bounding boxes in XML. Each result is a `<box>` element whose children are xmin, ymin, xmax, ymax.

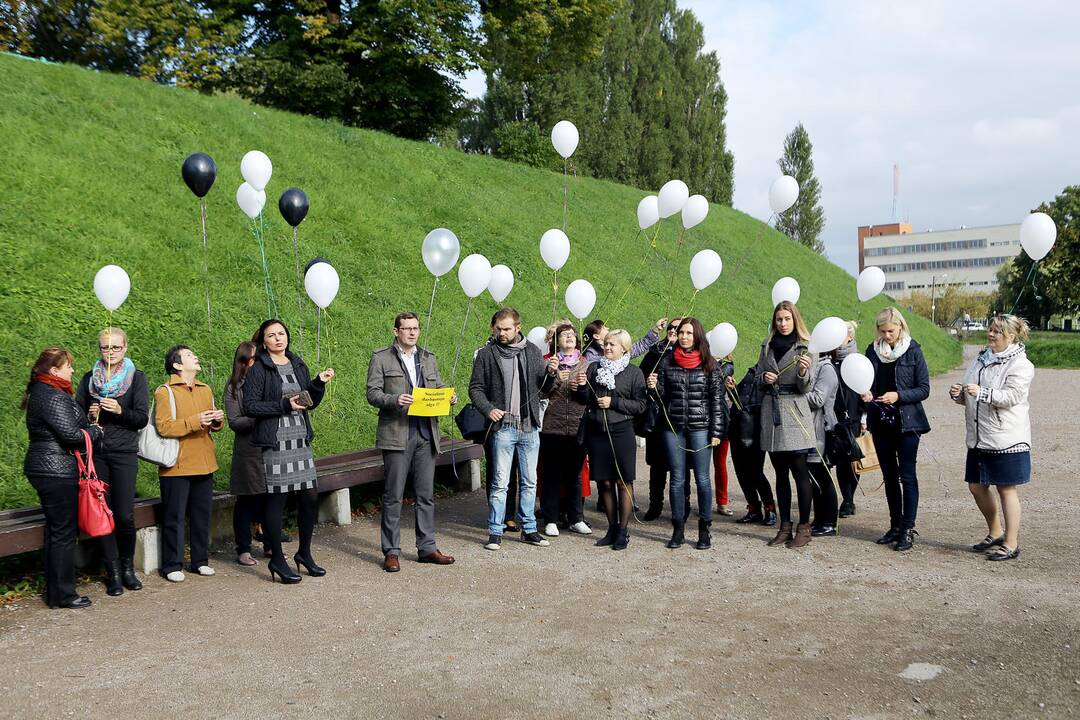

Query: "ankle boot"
<box><xmin>595</xmin><ymin>525</ymin><xmax>618</xmax><ymax>547</ymax></box>
<box><xmin>103</xmin><ymin>560</ymin><xmax>124</xmax><ymax>597</ymax></box>
<box><xmin>895</xmin><ymin>528</ymin><xmax>918</xmax><ymax>552</ymax></box>
<box><xmin>613</xmin><ymin>527</ymin><xmax>630</xmax><ymax>551</ymax></box>
<box><xmin>787</xmin><ymin>523</ymin><xmax>812</xmax><ymax>548</ymax></box>
<box><xmin>762</xmin><ymin>506</ymin><xmax>778</xmax><ymax>527</ymax></box>
<box><xmin>667</xmin><ymin>521</ymin><xmax>685</xmax><ymax>549</ymax></box>
<box><xmin>876</xmin><ymin>526</ymin><xmax>902</xmax><ymax>545</ymax></box>
<box><xmin>119</xmin><ymin>558</ymin><xmax>143</xmax><ymax>591</ymax></box>
<box><xmin>768</xmin><ymin>521</ymin><xmax>793</xmax><ymax>546</ymax></box>
<box><xmin>695</xmin><ymin>519</ymin><xmax>712</xmax><ymax>550</ymax></box>
<box><xmin>642</xmin><ymin>504</ymin><xmax>662</xmax><ymax>522</ymax></box>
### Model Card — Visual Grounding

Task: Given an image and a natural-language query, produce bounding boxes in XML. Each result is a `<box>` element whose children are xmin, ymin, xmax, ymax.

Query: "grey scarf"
<box><xmin>494</xmin><ymin>335</ymin><xmax>529</xmax><ymax>430</ymax></box>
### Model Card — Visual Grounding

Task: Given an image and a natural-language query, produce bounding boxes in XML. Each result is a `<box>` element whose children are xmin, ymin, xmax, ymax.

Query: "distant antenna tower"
<box><xmin>892</xmin><ymin>163</ymin><xmax>900</xmax><ymax>222</ymax></box>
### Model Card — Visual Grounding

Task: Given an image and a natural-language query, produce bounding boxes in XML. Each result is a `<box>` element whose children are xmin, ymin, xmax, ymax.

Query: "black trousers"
<box><xmin>809</xmin><ymin>461</ymin><xmax>838</xmax><ymax>526</ymax></box>
<box><xmin>29</xmin><ymin>475</ymin><xmax>79</xmax><ymax>607</ymax></box>
<box><xmin>836</xmin><ymin>457</ymin><xmax>859</xmax><ymax>506</ymax></box>
<box><xmin>770</xmin><ymin>451</ymin><xmax>812</xmax><ymax>525</ymax></box>
<box><xmin>539</xmin><ymin>433</ymin><xmax>585</xmax><ymax>525</ymax></box>
<box><xmin>645</xmin><ymin>431</ymin><xmax>669</xmax><ymax>509</ymax></box>
<box><xmin>160</xmin><ymin>474</ymin><xmax>213</xmax><ymax>573</ymax></box>
<box><xmin>96</xmin><ymin>451</ymin><xmax>139</xmax><ymax>562</ymax></box>
<box><xmin>872</xmin><ymin>429</ymin><xmax>921</xmax><ymax>530</ymax></box>
<box><xmin>731</xmin><ymin>442</ymin><xmax>775</xmax><ymax>510</ymax></box>
<box><xmin>232</xmin><ymin>493</ymin><xmax>265</xmax><ymax>555</ymax></box>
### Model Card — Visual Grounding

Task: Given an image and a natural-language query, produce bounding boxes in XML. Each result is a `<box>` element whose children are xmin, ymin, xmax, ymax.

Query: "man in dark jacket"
<box><xmin>366</xmin><ymin>312</ymin><xmax>456</xmax><ymax>572</ymax></box>
<box><xmin>469</xmin><ymin>308</ymin><xmax>557</xmax><ymax>550</ymax></box>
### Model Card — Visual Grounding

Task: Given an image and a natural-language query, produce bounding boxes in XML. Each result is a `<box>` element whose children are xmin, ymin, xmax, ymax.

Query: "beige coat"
<box><xmin>154</xmin><ymin>375</ymin><xmax>222</xmax><ymax>477</ymax></box>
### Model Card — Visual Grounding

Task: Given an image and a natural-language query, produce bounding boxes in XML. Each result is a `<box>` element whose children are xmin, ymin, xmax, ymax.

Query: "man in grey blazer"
<box><xmin>366</xmin><ymin>312</ymin><xmax>456</xmax><ymax>572</ymax></box>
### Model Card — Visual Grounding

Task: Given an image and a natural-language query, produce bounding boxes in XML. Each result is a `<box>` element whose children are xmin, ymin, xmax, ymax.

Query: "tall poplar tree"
<box><xmin>775</xmin><ymin>123</ymin><xmax>825</xmax><ymax>253</ymax></box>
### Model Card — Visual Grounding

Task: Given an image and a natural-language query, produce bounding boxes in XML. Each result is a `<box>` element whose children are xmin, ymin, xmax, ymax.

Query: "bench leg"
<box><xmin>134</xmin><ymin>526</ymin><xmax>162</xmax><ymax>575</ymax></box>
<box><xmin>318</xmin><ymin>488</ymin><xmax>352</xmax><ymax>526</ymax></box>
<box><xmin>455</xmin><ymin>457</ymin><xmax>482</xmax><ymax>493</ymax></box>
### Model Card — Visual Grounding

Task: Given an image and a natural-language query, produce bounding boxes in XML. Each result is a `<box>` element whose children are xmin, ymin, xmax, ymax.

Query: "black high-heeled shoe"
<box><xmin>294</xmin><ymin>553</ymin><xmax>326</xmax><ymax>577</ymax></box>
<box><xmin>268</xmin><ymin>557</ymin><xmax>301</xmax><ymax>584</ymax></box>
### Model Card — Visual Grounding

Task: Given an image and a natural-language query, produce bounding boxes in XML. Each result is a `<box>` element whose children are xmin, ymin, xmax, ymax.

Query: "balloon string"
<box><xmin>551</xmin><ymin>269</ymin><xmax>559</xmax><ymax>324</ymax></box>
<box><xmin>292</xmin><ymin>225</ymin><xmax>305</xmax><ymax>359</ymax></box>
<box><xmin>665</xmin><ymin>225</ymin><xmax>686</xmax><ymax>320</ymax></box>
<box><xmin>254</xmin><ymin>214</ymin><xmax>278</xmax><ymax>319</ymax></box>
<box><xmin>316</xmin><ymin>308</ymin><xmax>322</xmax><ymax>366</ymax></box>
<box><xmin>450</xmin><ymin>297</ymin><xmax>474</xmax><ymax>387</ymax></box>
<box><xmin>562</xmin><ymin>159</ymin><xmax>568</xmax><ymax>232</ymax></box>
<box><xmin>200</xmin><ymin>198</ymin><xmax>212</xmax><ymax>334</ymax></box>
<box><xmin>729</xmin><ymin>212</ymin><xmax>775</xmax><ymax>281</ymax></box>
<box><xmin>426</xmin><ymin>276</ymin><xmax>439</xmax><ymax>331</ymax></box>
<box><xmin>325</xmin><ymin>306</ymin><xmax>334</xmax><ymax>419</ymax></box>
<box><xmin>1009</xmin><ymin>261</ymin><xmax>1040</xmax><ymax>315</ymax></box>
<box><xmin>105</xmin><ymin>310</ymin><xmax>112</xmax><ymax>383</ymax></box>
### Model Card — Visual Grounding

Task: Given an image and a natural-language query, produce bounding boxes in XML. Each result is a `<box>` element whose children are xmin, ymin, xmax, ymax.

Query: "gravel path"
<box><xmin>3</xmin><ymin>348</ymin><xmax>1078</xmax><ymax>719</ymax></box>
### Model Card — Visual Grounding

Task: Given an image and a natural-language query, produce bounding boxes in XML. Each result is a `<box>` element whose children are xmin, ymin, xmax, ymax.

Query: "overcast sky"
<box><xmin>459</xmin><ymin>1</ymin><xmax>1080</xmax><ymax>275</ymax></box>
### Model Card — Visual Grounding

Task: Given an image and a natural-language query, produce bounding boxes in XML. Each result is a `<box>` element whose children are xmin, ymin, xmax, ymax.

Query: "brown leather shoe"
<box><xmin>787</xmin><ymin>523</ymin><xmax>812</xmax><ymax>549</ymax></box>
<box><xmin>767</xmin><ymin>522</ymin><xmax>793</xmax><ymax>547</ymax></box>
<box><xmin>418</xmin><ymin>549</ymin><xmax>455</xmax><ymax>565</ymax></box>
<box><xmin>383</xmin><ymin>554</ymin><xmax>400</xmax><ymax>573</ymax></box>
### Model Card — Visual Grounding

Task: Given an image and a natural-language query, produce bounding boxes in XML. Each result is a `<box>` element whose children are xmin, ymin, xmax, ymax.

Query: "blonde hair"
<box><xmin>769</xmin><ymin>301</ymin><xmax>810</xmax><ymax>342</ymax></box>
<box><xmin>844</xmin><ymin>320</ymin><xmax>858</xmax><ymax>338</ymax></box>
<box><xmin>989</xmin><ymin>314</ymin><xmax>1030</xmax><ymax>343</ymax></box>
<box><xmin>875</xmin><ymin>307</ymin><xmax>910</xmax><ymax>340</ymax></box>
<box><xmin>605</xmin><ymin>329</ymin><xmax>633</xmax><ymax>353</ymax></box>
<box><xmin>98</xmin><ymin>327</ymin><xmax>128</xmax><ymax>346</ymax></box>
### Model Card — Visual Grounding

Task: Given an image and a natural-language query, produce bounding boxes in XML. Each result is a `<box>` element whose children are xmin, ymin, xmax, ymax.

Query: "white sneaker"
<box><xmin>193</xmin><ymin>565</ymin><xmax>215</xmax><ymax>576</ymax></box>
<box><xmin>484</xmin><ymin>535</ymin><xmax>502</xmax><ymax>551</ymax></box>
<box><xmin>165</xmin><ymin>571</ymin><xmax>185</xmax><ymax>583</ymax></box>
<box><xmin>569</xmin><ymin>521</ymin><xmax>593</xmax><ymax>535</ymax></box>
<box><xmin>543</xmin><ymin>523</ymin><xmax>560</xmax><ymax>537</ymax></box>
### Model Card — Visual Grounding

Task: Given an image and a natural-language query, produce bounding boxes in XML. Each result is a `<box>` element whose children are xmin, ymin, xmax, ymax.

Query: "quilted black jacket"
<box><xmin>654</xmin><ymin>356</ymin><xmax>728</xmax><ymax>441</ymax></box>
<box><xmin>24</xmin><ymin>382</ymin><xmax>103</xmax><ymax>480</ymax></box>
<box><xmin>242</xmin><ymin>349</ymin><xmax>326</xmax><ymax>450</ymax></box>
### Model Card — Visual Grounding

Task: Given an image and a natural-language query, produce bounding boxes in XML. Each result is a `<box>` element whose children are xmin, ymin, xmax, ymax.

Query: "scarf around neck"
<box><xmin>874</xmin><ymin>335</ymin><xmax>911</xmax><ymax>364</ymax></box>
<box><xmin>34</xmin><ymin>373</ymin><xmax>73</xmax><ymax>395</ymax></box>
<box><xmin>556</xmin><ymin>349</ymin><xmax>581</xmax><ymax>369</ymax></box>
<box><xmin>673</xmin><ymin>347</ymin><xmax>702</xmax><ymax>369</ymax></box>
<box><xmin>596</xmin><ymin>354</ymin><xmax>630</xmax><ymax>390</ymax></box>
<box><xmin>495</xmin><ymin>335</ymin><xmax>529</xmax><ymax>428</ymax></box>
<box><xmin>90</xmin><ymin>357</ymin><xmax>135</xmax><ymax>399</ymax></box>
<box><xmin>769</xmin><ymin>332</ymin><xmax>798</xmax><ymax>364</ymax></box>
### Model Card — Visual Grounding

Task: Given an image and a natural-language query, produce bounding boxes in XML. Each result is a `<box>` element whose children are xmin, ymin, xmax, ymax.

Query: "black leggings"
<box><xmin>96</xmin><ymin>452</ymin><xmax>139</xmax><ymax>562</ymax></box>
<box><xmin>233</xmin><ymin>493</ymin><xmax>265</xmax><ymax>555</ymax></box>
<box><xmin>263</xmin><ymin>489</ymin><xmax>317</xmax><ymax>562</ymax></box>
<box><xmin>731</xmin><ymin>442</ymin><xmax>775</xmax><ymax>511</ymax></box>
<box><xmin>836</xmin><ymin>459</ymin><xmax>859</xmax><ymax>506</ymax></box>
<box><xmin>809</xmin><ymin>461</ymin><xmax>838</xmax><ymax>526</ymax></box>
<box><xmin>771</xmin><ymin>451</ymin><xmax>812</xmax><ymax>525</ymax></box>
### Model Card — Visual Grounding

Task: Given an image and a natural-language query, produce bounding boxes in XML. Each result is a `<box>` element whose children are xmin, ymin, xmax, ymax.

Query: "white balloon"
<box><xmin>539</xmin><ymin>229</ymin><xmax>571</xmax><ymax>271</ymax></box>
<box><xmin>689</xmin><ymin>249</ymin><xmax>723</xmax><ymax>290</ymax></box>
<box><xmin>240</xmin><ymin>150</ymin><xmax>273</xmax><ymax>192</ymax></box>
<box><xmin>857</xmin><ymin>266</ymin><xmax>887</xmax><ymax>302</ymax></box>
<box><xmin>771</xmin><ymin>276</ymin><xmax>801</xmax><ymax>307</ymax></box>
<box><xmin>236</xmin><ymin>182</ymin><xmax>266</xmax><ymax>219</ymax></box>
<box><xmin>304</xmin><ymin>262</ymin><xmax>339</xmax><ymax>309</ymax></box>
<box><xmin>1019</xmin><ymin>212</ymin><xmax>1057</xmax><ymax>261</ymax></box>
<box><xmin>709</xmin><ymin>322</ymin><xmax>738</xmax><ymax>359</ymax></box>
<box><xmin>637</xmin><ymin>196</ymin><xmax>660</xmax><ymax>230</ymax></box>
<box><xmin>565</xmin><ymin>279</ymin><xmax>596</xmax><ymax>320</ymax></box>
<box><xmin>488</xmin><ymin>264</ymin><xmax>514</xmax><ymax>304</ymax></box>
<box><xmin>527</xmin><ymin>326</ymin><xmax>549</xmax><ymax>352</ymax></box>
<box><xmin>808</xmin><ymin>316</ymin><xmax>847</xmax><ymax>354</ymax></box>
<box><xmin>768</xmin><ymin>175</ymin><xmax>799</xmax><ymax>214</ymax></box>
<box><xmin>457</xmin><ymin>254</ymin><xmax>492</xmax><ymax>298</ymax></box>
<box><xmin>657</xmin><ymin>180</ymin><xmax>689</xmax><ymax>218</ymax></box>
<box><xmin>422</xmin><ymin>228</ymin><xmax>460</xmax><ymax>277</ymax></box>
<box><xmin>551</xmin><ymin>120</ymin><xmax>579</xmax><ymax>159</ymax></box>
<box><xmin>93</xmin><ymin>265</ymin><xmax>131</xmax><ymax>311</ymax></box>
<box><xmin>840</xmin><ymin>353</ymin><xmax>875</xmax><ymax>395</ymax></box>
<box><xmin>681</xmin><ymin>195</ymin><xmax>709</xmax><ymax>229</ymax></box>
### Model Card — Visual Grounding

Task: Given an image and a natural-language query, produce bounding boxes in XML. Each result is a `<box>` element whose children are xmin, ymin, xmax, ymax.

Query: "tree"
<box><xmin>993</xmin><ymin>185</ymin><xmax>1080</xmax><ymax>327</ymax></box>
<box><xmin>775</xmin><ymin>123</ymin><xmax>825</xmax><ymax>253</ymax></box>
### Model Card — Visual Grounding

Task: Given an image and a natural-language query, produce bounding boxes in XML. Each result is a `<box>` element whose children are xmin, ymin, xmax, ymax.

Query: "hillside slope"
<box><xmin>0</xmin><ymin>55</ymin><xmax>960</xmax><ymax>508</ymax></box>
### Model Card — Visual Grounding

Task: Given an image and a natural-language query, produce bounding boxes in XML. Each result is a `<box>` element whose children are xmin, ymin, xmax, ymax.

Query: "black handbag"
<box><xmin>729</xmin><ymin>406</ymin><xmax>757</xmax><ymax>449</ymax></box>
<box><xmin>634</xmin><ymin>396</ymin><xmax>659</xmax><ymax>437</ymax></box>
<box><xmin>454</xmin><ymin>403</ymin><xmax>489</xmax><ymax>444</ymax></box>
<box><xmin>825</xmin><ymin>419</ymin><xmax>864</xmax><ymax>465</ymax></box>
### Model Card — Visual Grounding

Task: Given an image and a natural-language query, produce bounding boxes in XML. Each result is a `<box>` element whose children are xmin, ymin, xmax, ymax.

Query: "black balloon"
<box><xmin>181</xmin><ymin>152</ymin><xmax>217</xmax><ymax>198</ymax></box>
<box><xmin>304</xmin><ymin>257</ymin><xmax>330</xmax><ymax>275</ymax></box>
<box><xmin>279</xmin><ymin>188</ymin><xmax>310</xmax><ymax>227</ymax></box>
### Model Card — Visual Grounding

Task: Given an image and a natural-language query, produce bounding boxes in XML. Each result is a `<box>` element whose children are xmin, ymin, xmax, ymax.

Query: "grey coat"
<box><xmin>469</xmin><ymin>337</ymin><xmax>556</xmax><ymax>432</ymax></box>
<box><xmin>805</xmin><ymin>358</ymin><xmax>839</xmax><ymax>463</ymax></box>
<box><xmin>224</xmin><ymin>382</ymin><xmax>266</xmax><ymax>495</ymax></box>
<box><xmin>755</xmin><ymin>338</ymin><xmax>815</xmax><ymax>452</ymax></box>
<box><xmin>366</xmin><ymin>345</ymin><xmax>448</xmax><ymax>453</ymax></box>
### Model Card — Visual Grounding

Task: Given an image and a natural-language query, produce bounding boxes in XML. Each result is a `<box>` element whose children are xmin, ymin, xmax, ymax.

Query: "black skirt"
<box><xmin>585</xmin><ymin>419</ymin><xmax>637</xmax><ymax>483</ymax></box>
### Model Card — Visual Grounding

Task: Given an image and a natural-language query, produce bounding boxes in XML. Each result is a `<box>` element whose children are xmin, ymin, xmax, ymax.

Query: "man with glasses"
<box><xmin>366</xmin><ymin>312</ymin><xmax>456</xmax><ymax>572</ymax></box>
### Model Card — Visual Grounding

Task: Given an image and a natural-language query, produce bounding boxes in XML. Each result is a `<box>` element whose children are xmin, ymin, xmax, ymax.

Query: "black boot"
<box><xmin>895</xmin><ymin>528</ymin><xmax>918</xmax><ymax>552</ymax></box>
<box><xmin>613</xmin><ymin>527</ymin><xmax>630</xmax><ymax>551</ymax></box>
<box><xmin>103</xmin><ymin>561</ymin><xmax>124</xmax><ymax>597</ymax></box>
<box><xmin>695</xmin><ymin>519</ymin><xmax>712</xmax><ymax>550</ymax></box>
<box><xmin>761</xmin><ymin>506</ymin><xmax>777</xmax><ymax>526</ymax></box>
<box><xmin>876</xmin><ymin>526</ymin><xmax>902</xmax><ymax>545</ymax></box>
<box><xmin>667</xmin><ymin>521</ymin><xmax>685</xmax><ymax>549</ymax></box>
<box><xmin>595</xmin><ymin>526</ymin><xmax>618</xmax><ymax>547</ymax></box>
<box><xmin>736</xmin><ymin>507</ymin><xmax>763</xmax><ymax>524</ymax></box>
<box><xmin>119</xmin><ymin>558</ymin><xmax>143</xmax><ymax>591</ymax></box>
<box><xmin>642</xmin><ymin>504</ymin><xmax>662</xmax><ymax>522</ymax></box>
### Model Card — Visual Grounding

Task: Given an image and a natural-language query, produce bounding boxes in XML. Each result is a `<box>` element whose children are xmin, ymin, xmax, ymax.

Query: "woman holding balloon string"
<box><xmin>860</xmin><ymin>307</ymin><xmax>930</xmax><ymax>552</ymax></box>
<box><xmin>75</xmin><ymin>327</ymin><xmax>149</xmax><ymax>596</ymax></box>
<box><xmin>755</xmin><ymin>301</ymin><xmax>816</xmax><ymax>549</ymax></box>
<box><xmin>583</xmin><ymin>317</ymin><xmax>668</xmax><ymax>364</ymax></box>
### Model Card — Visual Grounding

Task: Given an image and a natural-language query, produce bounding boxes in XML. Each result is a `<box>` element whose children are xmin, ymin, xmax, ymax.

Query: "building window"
<box><xmin>884</xmin><ymin>281</ymin><xmax>905</xmax><ymax>292</ymax></box>
<box><xmin>877</xmin><ymin>256</ymin><xmax>1011</xmax><ymax>273</ymax></box>
<box><xmin>863</xmin><ymin>238</ymin><xmax>988</xmax><ymax>258</ymax></box>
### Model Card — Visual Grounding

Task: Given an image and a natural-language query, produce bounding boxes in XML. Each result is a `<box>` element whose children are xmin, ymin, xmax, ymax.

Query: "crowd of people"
<box><xmin>21</xmin><ymin>305</ymin><xmax>1035</xmax><ymax>609</ymax></box>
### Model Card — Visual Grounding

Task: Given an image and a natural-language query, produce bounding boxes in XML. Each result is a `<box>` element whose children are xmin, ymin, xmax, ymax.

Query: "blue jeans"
<box><xmin>664</xmin><ymin>428</ymin><xmax>713</xmax><ymax>524</ymax></box>
<box><xmin>488</xmin><ymin>426</ymin><xmax>540</xmax><ymax>535</ymax></box>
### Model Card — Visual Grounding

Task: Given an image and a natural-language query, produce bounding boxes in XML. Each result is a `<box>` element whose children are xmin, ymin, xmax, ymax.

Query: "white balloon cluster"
<box><xmin>236</xmin><ymin>150</ymin><xmax>273</xmax><ymax>219</ymax></box>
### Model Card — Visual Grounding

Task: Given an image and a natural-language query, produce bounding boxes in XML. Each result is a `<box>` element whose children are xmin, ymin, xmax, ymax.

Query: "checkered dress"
<box><xmin>262</xmin><ymin>361</ymin><xmax>317</xmax><ymax>494</ymax></box>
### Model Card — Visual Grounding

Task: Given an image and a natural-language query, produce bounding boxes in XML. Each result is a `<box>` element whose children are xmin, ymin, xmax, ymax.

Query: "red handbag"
<box><xmin>76</xmin><ymin>429</ymin><xmax>115</xmax><ymax>537</ymax></box>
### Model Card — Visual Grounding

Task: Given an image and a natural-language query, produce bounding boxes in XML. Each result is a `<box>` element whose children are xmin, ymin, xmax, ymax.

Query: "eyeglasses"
<box><xmin>99</xmin><ymin>345</ymin><xmax>125</xmax><ymax>352</ymax></box>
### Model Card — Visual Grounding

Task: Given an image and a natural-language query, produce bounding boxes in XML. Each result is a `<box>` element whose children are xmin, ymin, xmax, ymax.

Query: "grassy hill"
<box><xmin>0</xmin><ymin>54</ymin><xmax>960</xmax><ymax>509</ymax></box>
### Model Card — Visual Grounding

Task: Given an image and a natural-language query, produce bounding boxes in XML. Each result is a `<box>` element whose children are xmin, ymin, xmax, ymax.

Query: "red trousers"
<box><xmin>711</xmin><ymin>440</ymin><xmax>730</xmax><ymax>508</ymax></box>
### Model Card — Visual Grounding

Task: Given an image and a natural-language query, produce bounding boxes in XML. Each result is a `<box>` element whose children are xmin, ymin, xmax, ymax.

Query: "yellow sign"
<box><xmin>407</xmin><ymin>387</ymin><xmax>455</xmax><ymax>417</ymax></box>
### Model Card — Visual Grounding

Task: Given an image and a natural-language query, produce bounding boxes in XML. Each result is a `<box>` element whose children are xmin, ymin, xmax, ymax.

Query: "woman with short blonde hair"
<box><xmin>951</xmin><ymin>314</ymin><xmax>1033</xmax><ymax>561</ymax></box>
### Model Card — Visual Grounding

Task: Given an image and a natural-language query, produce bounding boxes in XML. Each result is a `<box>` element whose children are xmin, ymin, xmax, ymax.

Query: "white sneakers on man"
<box><xmin>569</xmin><ymin>521</ymin><xmax>592</xmax><ymax>535</ymax></box>
<box><xmin>165</xmin><ymin>571</ymin><xmax>185</xmax><ymax>583</ymax></box>
<box><xmin>193</xmin><ymin>565</ymin><xmax>215</xmax><ymax>576</ymax></box>
<box><xmin>543</xmin><ymin>523</ymin><xmax>560</xmax><ymax>537</ymax></box>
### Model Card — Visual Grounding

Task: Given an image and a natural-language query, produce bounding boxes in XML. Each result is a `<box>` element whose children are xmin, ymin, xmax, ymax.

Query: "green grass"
<box><xmin>961</xmin><ymin>330</ymin><xmax>1080</xmax><ymax>368</ymax></box>
<box><xmin>0</xmin><ymin>55</ymin><xmax>960</xmax><ymax>509</ymax></box>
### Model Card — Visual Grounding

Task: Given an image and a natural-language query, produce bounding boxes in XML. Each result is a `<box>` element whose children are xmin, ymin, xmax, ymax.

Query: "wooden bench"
<box><xmin>0</xmin><ymin>437</ymin><xmax>484</xmax><ymax>572</ymax></box>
